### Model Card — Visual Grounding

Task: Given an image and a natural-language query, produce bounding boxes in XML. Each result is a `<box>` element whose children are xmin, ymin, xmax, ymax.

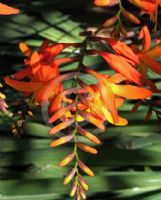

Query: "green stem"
<box><xmin>117</xmin><ymin>0</ymin><xmax>123</xmax><ymax>25</ymax></box>
<box><xmin>71</xmin><ymin>37</ymin><xmax>88</xmax><ymax>183</ymax></box>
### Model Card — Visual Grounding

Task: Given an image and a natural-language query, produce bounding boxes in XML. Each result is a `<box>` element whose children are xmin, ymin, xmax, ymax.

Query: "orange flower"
<box><xmin>0</xmin><ymin>3</ymin><xmax>19</xmax><ymax>15</ymax></box>
<box><xmin>5</xmin><ymin>41</ymin><xmax>78</xmax><ymax>104</ymax></box>
<box><xmin>78</xmin><ymin>160</ymin><xmax>94</xmax><ymax>176</ymax></box>
<box><xmin>50</xmin><ymin>134</ymin><xmax>73</xmax><ymax>147</ymax></box>
<box><xmin>81</xmin><ymin>66</ymin><xmax>152</xmax><ymax>124</ymax></box>
<box><xmin>58</xmin><ymin>151</ymin><xmax>75</xmax><ymax>167</ymax></box>
<box><xmin>77</xmin><ymin>143</ymin><xmax>98</xmax><ymax>154</ymax></box>
<box><xmin>131</xmin><ymin>26</ymin><xmax>161</xmax><ymax>80</ymax></box>
<box><xmin>78</xmin><ymin>79</ymin><xmax>127</xmax><ymax>126</ymax></box>
<box><xmin>63</xmin><ymin>168</ymin><xmax>76</xmax><ymax>185</ymax></box>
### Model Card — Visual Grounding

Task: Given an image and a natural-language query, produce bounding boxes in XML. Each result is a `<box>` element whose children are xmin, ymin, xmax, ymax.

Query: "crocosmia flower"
<box><xmin>81</xmin><ymin>66</ymin><xmax>152</xmax><ymax>125</ymax></box>
<box><xmin>5</xmin><ymin>41</ymin><xmax>78</xmax><ymax>104</ymax></box>
<box><xmin>131</xmin><ymin>25</ymin><xmax>161</xmax><ymax>82</ymax></box>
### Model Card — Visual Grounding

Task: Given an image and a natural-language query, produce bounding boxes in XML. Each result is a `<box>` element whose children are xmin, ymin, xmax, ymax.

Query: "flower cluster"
<box><xmin>5</xmin><ymin>24</ymin><xmax>159</xmax><ymax>198</ymax></box>
<box><xmin>94</xmin><ymin>0</ymin><xmax>161</xmax><ymax>35</ymax></box>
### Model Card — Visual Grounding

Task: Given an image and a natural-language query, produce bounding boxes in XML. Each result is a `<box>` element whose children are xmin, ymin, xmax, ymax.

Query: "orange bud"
<box><xmin>58</xmin><ymin>151</ymin><xmax>75</xmax><ymax>167</ymax></box>
<box><xmin>77</xmin><ymin>143</ymin><xmax>98</xmax><ymax>154</ymax></box>
<box><xmin>78</xmin><ymin>160</ymin><xmax>94</xmax><ymax>177</ymax></box>
<box><xmin>76</xmin><ymin>190</ymin><xmax>81</xmax><ymax>200</ymax></box>
<box><xmin>50</xmin><ymin>134</ymin><xmax>73</xmax><ymax>148</ymax></box>
<box><xmin>79</xmin><ymin>187</ymin><xmax>86</xmax><ymax>199</ymax></box>
<box><xmin>27</xmin><ymin>111</ymin><xmax>33</xmax><ymax>118</ymax></box>
<box><xmin>49</xmin><ymin>118</ymin><xmax>74</xmax><ymax>135</ymax></box>
<box><xmin>139</xmin><ymin>26</ymin><xmax>151</xmax><ymax>52</ymax></box>
<box><xmin>78</xmin><ymin>175</ymin><xmax>88</xmax><ymax>191</ymax></box>
<box><xmin>19</xmin><ymin>42</ymin><xmax>32</xmax><ymax>57</ymax></box>
<box><xmin>119</xmin><ymin>23</ymin><xmax>127</xmax><ymax>37</ymax></box>
<box><xmin>145</xmin><ymin>106</ymin><xmax>152</xmax><ymax>122</ymax></box>
<box><xmin>77</xmin><ymin>126</ymin><xmax>101</xmax><ymax>144</ymax></box>
<box><xmin>63</xmin><ymin>168</ymin><xmax>76</xmax><ymax>185</ymax></box>
<box><xmin>122</xmin><ymin>8</ymin><xmax>140</xmax><ymax>24</ymax></box>
<box><xmin>78</xmin><ymin>110</ymin><xmax>105</xmax><ymax>131</ymax></box>
<box><xmin>103</xmin><ymin>14</ymin><xmax>118</xmax><ymax>27</ymax></box>
<box><xmin>49</xmin><ymin>104</ymin><xmax>74</xmax><ymax>123</ymax></box>
<box><xmin>0</xmin><ymin>92</ymin><xmax>6</xmax><ymax>99</ymax></box>
<box><xmin>70</xmin><ymin>181</ymin><xmax>78</xmax><ymax>197</ymax></box>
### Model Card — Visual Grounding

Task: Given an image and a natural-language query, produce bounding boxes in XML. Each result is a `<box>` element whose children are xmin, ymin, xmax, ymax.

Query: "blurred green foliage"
<box><xmin>0</xmin><ymin>1</ymin><xmax>161</xmax><ymax>200</ymax></box>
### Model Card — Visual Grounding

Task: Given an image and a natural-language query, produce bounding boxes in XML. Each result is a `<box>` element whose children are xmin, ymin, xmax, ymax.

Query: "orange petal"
<box><xmin>0</xmin><ymin>3</ymin><xmax>19</xmax><ymax>15</ymax></box>
<box><xmin>147</xmin><ymin>45</ymin><xmax>161</xmax><ymax>58</ymax></box>
<box><xmin>30</xmin><ymin>52</ymin><xmax>41</xmax><ymax>74</ymax></box>
<box><xmin>98</xmin><ymin>77</ymin><xmax>119</xmax><ymax>123</ymax></box>
<box><xmin>139</xmin><ymin>54</ymin><xmax>161</xmax><ymax>76</ymax></box>
<box><xmin>93</xmin><ymin>51</ymin><xmax>142</xmax><ymax>85</ymax></box>
<box><xmin>33</xmin><ymin>81</ymin><xmax>59</xmax><ymax>103</ymax></box>
<box><xmin>49</xmin><ymin>119</ymin><xmax>74</xmax><ymax>135</ymax></box>
<box><xmin>139</xmin><ymin>26</ymin><xmax>151</xmax><ymax>52</ymax></box>
<box><xmin>50</xmin><ymin>134</ymin><xmax>73</xmax><ymax>147</ymax></box>
<box><xmin>48</xmin><ymin>93</ymin><xmax>63</xmax><ymax>114</ymax></box>
<box><xmin>94</xmin><ymin>37</ymin><xmax>139</xmax><ymax>65</ymax></box>
<box><xmin>82</xmin><ymin>68</ymin><xmax>118</xmax><ymax>123</ymax></box>
<box><xmin>45</xmin><ymin>43</ymin><xmax>79</xmax><ymax>58</ymax></box>
<box><xmin>128</xmin><ymin>0</ymin><xmax>158</xmax><ymax>14</ymax></box>
<box><xmin>115</xmin><ymin>97</ymin><xmax>125</xmax><ymax>107</ymax></box>
<box><xmin>4</xmin><ymin>77</ymin><xmax>42</xmax><ymax>92</ymax></box>
<box><xmin>34</xmin><ymin>73</ymin><xmax>79</xmax><ymax>103</ymax></box>
<box><xmin>12</xmin><ymin>68</ymin><xmax>30</xmax><ymax>80</ymax></box>
<box><xmin>115</xmin><ymin>116</ymin><xmax>128</xmax><ymax>126</ymax></box>
<box><xmin>112</xmin><ymin>84</ymin><xmax>152</xmax><ymax>99</ymax></box>
<box><xmin>108</xmin><ymin>73</ymin><xmax>128</xmax><ymax>83</ymax></box>
<box><xmin>54</xmin><ymin>57</ymin><xmax>78</xmax><ymax>66</ymax></box>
